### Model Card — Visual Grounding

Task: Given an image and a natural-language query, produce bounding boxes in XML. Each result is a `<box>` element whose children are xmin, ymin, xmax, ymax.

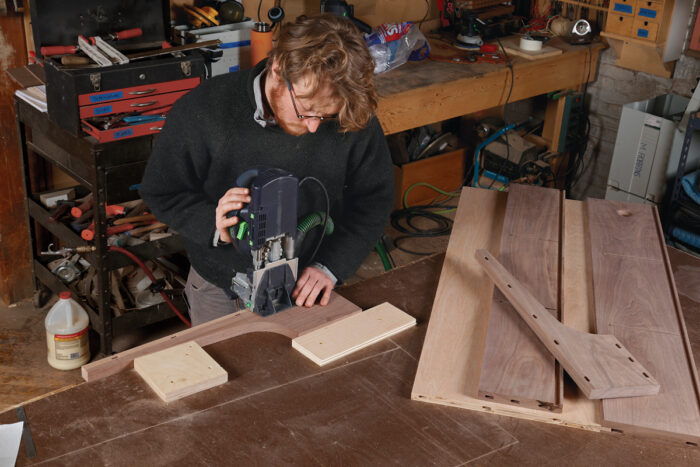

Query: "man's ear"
<box><xmin>269</xmin><ymin>59</ymin><xmax>283</xmax><ymax>83</ymax></box>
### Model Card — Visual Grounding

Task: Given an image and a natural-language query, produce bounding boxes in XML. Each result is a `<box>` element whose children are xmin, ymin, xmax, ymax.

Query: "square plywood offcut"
<box><xmin>292</xmin><ymin>302</ymin><xmax>416</xmax><ymax>366</ymax></box>
<box><xmin>134</xmin><ymin>341</ymin><xmax>227</xmax><ymax>402</ymax></box>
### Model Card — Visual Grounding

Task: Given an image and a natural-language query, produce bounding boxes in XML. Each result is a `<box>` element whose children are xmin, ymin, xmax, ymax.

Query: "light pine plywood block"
<box><xmin>134</xmin><ymin>341</ymin><xmax>227</xmax><ymax>403</ymax></box>
<box><xmin>292</xmin><ymin>302</ymin><xmax>416</xmax><ymax>366</ymax></box>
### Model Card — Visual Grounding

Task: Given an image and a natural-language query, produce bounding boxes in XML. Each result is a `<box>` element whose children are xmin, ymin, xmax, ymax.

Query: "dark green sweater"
<box><xmin>139</xmin><ymin>61</ymin><xmax>394</xmax><ymax>290</ymax></box>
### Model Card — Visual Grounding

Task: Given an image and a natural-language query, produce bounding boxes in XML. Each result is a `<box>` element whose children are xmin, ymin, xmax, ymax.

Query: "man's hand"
<box><xmin>215</xmin><ymin>187</ymin><xmax>251</xmax><ymax>243</ymax></box>
<box><xmin>292</xmin><ymin>266</ymin><xmax>334</xmax><ymax>308</ymax></box>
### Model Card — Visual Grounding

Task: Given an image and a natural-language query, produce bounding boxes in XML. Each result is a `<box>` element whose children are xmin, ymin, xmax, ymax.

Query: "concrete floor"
<box><xmin>0</xmin><ymin>208</ymin><xmax>454</xmax><ymax>413</ymax></box>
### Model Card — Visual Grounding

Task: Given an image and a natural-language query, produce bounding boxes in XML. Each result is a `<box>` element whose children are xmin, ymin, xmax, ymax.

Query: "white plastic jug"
<box><xmin>45</xmin><ymin>291</ymin><xmax>90</xmax><ymax>370</ymax></box>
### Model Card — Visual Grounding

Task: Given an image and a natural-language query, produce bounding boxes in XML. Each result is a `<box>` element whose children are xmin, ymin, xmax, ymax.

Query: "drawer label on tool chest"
<box><xmin>613</xmin><ymin>2</ymin><xmax>633</xmax><ymax>13</ymax></box>
<box><xmin>93</xmin><ymin>105</ymin><xmax>112</xmax><ymax>115</ymax></box>
<box><xmin>113</xmin><ymin>128</ymin><xmax>134</xmax><ymax>139</ymax></box>
<box><xmin>89</xmin><ymin>91</ymin><xmax>124</xmax><ymax>103</ymax></box>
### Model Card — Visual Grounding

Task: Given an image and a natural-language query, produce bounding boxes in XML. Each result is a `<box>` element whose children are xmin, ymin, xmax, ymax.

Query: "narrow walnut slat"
<box><xmin>476</xmin><ymin>249</ymin><xmax>660</xmax><ymax>399</ymax></box>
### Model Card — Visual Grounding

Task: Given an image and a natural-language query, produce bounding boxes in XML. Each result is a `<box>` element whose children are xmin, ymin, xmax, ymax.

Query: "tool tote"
<box><xmin>30</xmin><ymin>0</ymin><xmax>207</xmax><ymax>141</ymax></box>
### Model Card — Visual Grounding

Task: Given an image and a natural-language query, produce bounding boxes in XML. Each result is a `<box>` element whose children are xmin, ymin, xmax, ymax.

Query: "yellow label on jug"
<box><xmin>48</xmin><ymin>327</ymin><xmax>89</xmax><ymax>360</ymax></box>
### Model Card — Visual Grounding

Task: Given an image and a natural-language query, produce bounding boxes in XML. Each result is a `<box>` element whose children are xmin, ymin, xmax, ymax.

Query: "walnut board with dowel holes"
<box><xmin>134</xmin><ymin>341</ymin><xmax>227</xmax><ymax>403</ymax></box>
<box><xmin>476</xmin><ymin>249</ymin><xmax>660</xmax><ymax>399</ymax></box>
<box><xmin>477</xmin><ymin>183</ymin><xmax>563</xmax><ymax>412</ymax></box>
<box><xmin>291</xmin><ymin>302</ymin><xmax>416</xmax><ymax>366</ymax></box>
<box><xmin>587</xmin><ymin>198</ymin><xmax>700</xmax><ymax>444</ymax></box>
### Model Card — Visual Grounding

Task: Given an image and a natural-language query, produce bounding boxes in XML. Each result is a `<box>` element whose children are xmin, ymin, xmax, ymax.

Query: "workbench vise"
<box><xmin>229</xmin><ymin>168</ymin><xmax>300</xmax><ymax>317</ymax></box>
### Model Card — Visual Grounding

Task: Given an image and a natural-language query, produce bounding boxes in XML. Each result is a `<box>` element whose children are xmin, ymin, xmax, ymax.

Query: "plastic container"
<box><xmin>45</xmin><ymin>291</ymin><xmax>90</xmax><ymax>370</ymax></box>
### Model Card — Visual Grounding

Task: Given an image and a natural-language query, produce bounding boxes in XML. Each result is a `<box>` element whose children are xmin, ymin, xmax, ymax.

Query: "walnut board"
<box><xmin>501</xmin><ymin>37</ymin><xmax>564</xmax><ymax>60</ymax></box>
<box><xmin>292</xmin><ymin>302</ymin><xmax>416</xmax><ymax>366</ymax></box>
<box><xmin>477</xmin><ymin>184</ymin><xmax>563</xmax><ymax>411</ymax></box>
<box><xmin>587</xmin><ymin>198</ymin><xmax>700</xmax><ymax>444</ymax></box>
<box><xmin>82</xmin><ymin>292</ymin><xmax>361</xmax><ymax>382</ymax></box>
<box><xmin>134</xmin><ymin>341</ymin><xmax>227</xmax><ymax>403</ymax></box>
<box><xmin>476</xmin><ymin>250</ymin><xmax>660</xmax><ymax>399</ymax></box>
<box><xmin>412</xmin><ymin>187</ymin><xmax>605</xmax><ymax>432</ymax></box>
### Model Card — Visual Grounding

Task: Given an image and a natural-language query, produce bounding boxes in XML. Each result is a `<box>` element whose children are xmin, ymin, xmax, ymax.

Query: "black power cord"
<box><xmin>484</xmin><ymin>36</ymin><xmax>515</xmax><ymax>190</ymax></box>
<box><xmin>390</xmin><ymin>203</ymin><xmax>454</xmax><ymax>256</ymax></box>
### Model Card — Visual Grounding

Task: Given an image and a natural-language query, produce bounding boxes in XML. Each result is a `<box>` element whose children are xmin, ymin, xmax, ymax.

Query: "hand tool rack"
<box><xmin>15</xmin><ymin>97</ymin><xmax>187</xmax><ymax>356</ymax></box>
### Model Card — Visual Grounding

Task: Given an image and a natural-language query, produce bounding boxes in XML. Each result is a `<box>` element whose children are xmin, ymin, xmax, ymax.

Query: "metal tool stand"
<box><xmin>663</xmin><ymin>112</ymin><xmax>700</xmax><ymax>246</ymax></box>
<box><xmin>15</xmin><ymin>97</ymin><xmax>187</xmax><ymax>356</ymax></box>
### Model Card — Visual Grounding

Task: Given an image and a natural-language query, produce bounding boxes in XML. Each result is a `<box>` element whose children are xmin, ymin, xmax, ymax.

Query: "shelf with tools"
<box><xmin>663</xmin><ymin>112</ymin><xmax>700</xmax><ymax>254</ymax></box>
<box><xmin>15</xmin><ymin>97</ymin><xmax>188</xmax><ymax>356</ymax></box>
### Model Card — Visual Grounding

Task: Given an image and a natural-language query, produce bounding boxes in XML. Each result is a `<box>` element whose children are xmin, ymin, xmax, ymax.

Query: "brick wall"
<box><xmin>571</xmin><ymin>49</ymin><xmax>700</xmax><ymax>200</ymax></box>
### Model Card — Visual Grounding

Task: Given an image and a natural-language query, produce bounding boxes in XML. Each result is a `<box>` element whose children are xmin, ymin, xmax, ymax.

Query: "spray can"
<box><xmin>45</xmin><ymin>291</ymin><xmax>90</xmax><ymax>370</ymax></box>
<box><xmin>250</xmin><ymin>22</ymin><xmax>273</xmax><ymax>67</ymax></box>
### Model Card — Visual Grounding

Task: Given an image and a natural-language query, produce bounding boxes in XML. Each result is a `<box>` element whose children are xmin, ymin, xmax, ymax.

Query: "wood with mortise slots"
<box><xmin>476</xmin><ymin>249</ymin><xmax>660</xmax><ymax>399</ymax></box>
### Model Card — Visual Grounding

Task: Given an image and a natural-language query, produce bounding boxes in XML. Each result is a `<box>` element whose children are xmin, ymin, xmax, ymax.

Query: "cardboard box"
<box><xmin>393</xmin><ymin>149</ymin><xmax>466</xmax><ymax>210</ymax></box>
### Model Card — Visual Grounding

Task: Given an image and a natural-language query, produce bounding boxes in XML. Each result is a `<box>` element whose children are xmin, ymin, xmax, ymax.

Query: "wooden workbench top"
<box><xmin>375</xmin><ymin>37</ymin><xmax>605</xmax><ymax>135</ymax></box>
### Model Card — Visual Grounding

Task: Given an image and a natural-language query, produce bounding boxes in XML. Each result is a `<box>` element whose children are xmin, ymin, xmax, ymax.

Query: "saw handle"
<box><xmin>41</xmin><ymin>45</ymin><xmax>78</xmax><ymax>56</ymax></box>
<box><xmin>113</xmin><ymin>28</ymin><xmax>143</xmax><ymax>40</ymax></box>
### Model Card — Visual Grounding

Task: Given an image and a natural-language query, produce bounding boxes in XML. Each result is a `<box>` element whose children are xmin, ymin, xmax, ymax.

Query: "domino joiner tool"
<box><xmin>229</xmin><ymin>168</ymin><xmax>301</xmax><ymax>317</ymax></box>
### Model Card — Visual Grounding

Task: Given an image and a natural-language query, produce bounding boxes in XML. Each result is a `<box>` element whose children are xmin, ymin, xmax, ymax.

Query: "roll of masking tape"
<box><xmin>519</xmin><ymin>36</ymin><xmax>543</xmax><ymax>51</ymax></box>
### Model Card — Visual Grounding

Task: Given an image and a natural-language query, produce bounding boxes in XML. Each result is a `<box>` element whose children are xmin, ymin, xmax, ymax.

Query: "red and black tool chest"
<box><xmin>31</xmin><ymin>0</ymin><xmax>207</xmax><ymax>141</ymax></box>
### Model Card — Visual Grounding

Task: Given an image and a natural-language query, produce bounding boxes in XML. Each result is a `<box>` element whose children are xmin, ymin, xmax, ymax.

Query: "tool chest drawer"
<box><xmin>78</xmin><ymin>79</ymin><xmax>199</xmax><ymax>109</ymax></box>
<box><xmin>611</xmin><ymin>0</ymin><xmax>636</xmax><ymax>16</ymax></box>
<box><xmin>606</xmin><ymin>15</ymin><xmax>636</xmax><ymax>36</ymax></box>
<box><xmin>633</xmin><ymin>18</ymin><xmax>660</xmax><ymax>40</ymax></box>
<box><xmin>82</xmin><ymin>118</ymin><xmax>167</xmax><ymax>143</ymax></box>
<box><xmin>636</xmin><ymin>0</ymin><xmax>664</xmax><ymax>21</ymax></box>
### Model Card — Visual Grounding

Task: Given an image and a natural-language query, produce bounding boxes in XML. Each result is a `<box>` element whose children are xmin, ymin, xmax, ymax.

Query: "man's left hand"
<box><xmin>292</xmin><ymin>266</ymin><xmax>334</xmax><ymax>308</ymax></box>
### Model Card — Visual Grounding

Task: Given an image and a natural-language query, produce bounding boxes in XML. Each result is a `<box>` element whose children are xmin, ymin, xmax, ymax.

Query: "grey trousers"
<box><xmin>185</xmin><ymin>266</ymin><xmax>239</xmax><ymax>326</ymax></box>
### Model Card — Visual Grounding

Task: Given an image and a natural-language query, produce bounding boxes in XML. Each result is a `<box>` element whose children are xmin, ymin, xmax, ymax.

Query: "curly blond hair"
<box><xmin>265</xmin><ymin>14</ymin><xmax>377</xmax><ymax>133</ymax></box>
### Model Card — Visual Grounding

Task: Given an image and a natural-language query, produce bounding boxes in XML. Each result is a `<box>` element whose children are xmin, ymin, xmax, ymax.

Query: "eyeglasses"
<box><xmin>285</xmin><ymin>78</ymin><xmax>337</xmax><ymax>121</ymax></box>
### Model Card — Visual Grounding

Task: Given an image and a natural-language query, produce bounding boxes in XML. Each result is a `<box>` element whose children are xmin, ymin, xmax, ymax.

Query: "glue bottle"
<box><xmin>45</xmin><ymin>291</ymin><xmax>90</xmax><ymax>370</ymax></box>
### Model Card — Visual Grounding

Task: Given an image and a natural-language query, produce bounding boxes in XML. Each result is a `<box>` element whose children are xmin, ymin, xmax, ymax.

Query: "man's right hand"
<box><xmin>215</xmin><ymin>187</ymin><xmax>251</xmax><ymax>243</ymax></box>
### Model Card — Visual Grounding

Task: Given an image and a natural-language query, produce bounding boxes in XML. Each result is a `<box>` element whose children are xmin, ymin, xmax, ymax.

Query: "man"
<box><xmin>139</xmin><ymin>14</ymin><xmax>394</xmax><ymax>326</ymax></box>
